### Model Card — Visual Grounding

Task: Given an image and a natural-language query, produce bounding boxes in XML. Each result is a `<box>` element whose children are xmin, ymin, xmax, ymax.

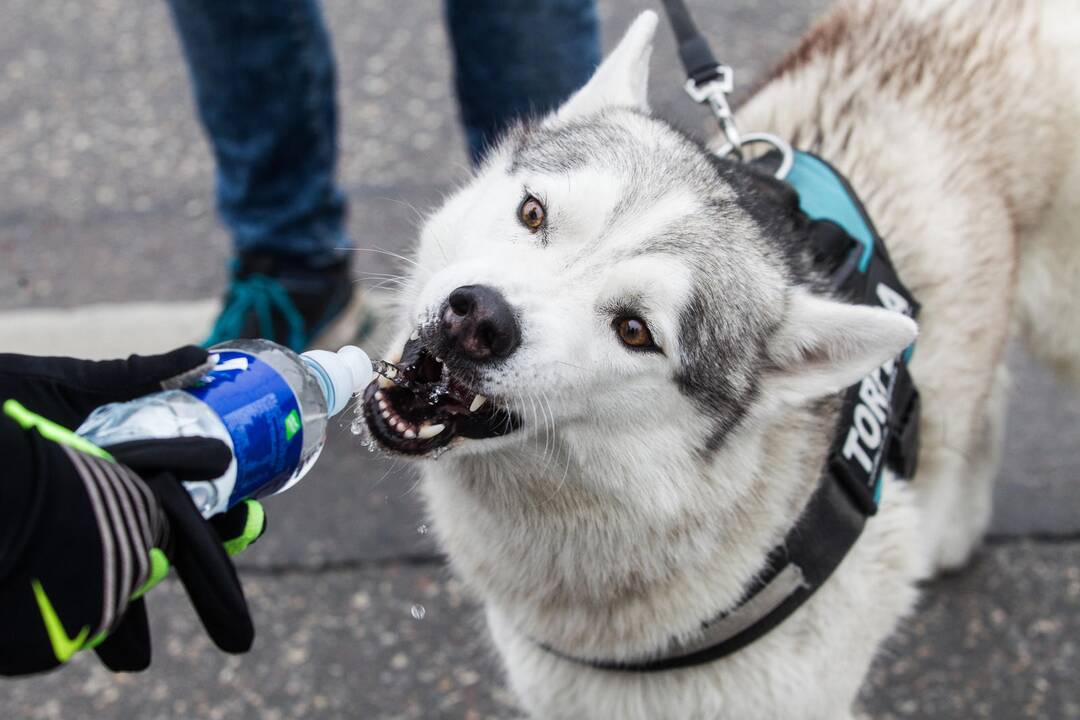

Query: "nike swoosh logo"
<box><xmin>32</xmin><ymin>579</ymin><xmax>90</xmax><ymax>663</ymax></box>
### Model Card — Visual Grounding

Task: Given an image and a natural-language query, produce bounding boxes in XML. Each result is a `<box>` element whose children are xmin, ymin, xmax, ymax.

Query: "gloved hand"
<box><xmin>0</xmin><ymin>347</ymin><xmax>267</xmax><ymax>676</ymax></box>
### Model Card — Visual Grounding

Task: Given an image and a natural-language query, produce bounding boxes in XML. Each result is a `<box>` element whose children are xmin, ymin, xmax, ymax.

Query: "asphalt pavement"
<box><xmin>1</xmin><ymin>0</ymin><xmax>1077</xmax><ymax>718</ymax></box>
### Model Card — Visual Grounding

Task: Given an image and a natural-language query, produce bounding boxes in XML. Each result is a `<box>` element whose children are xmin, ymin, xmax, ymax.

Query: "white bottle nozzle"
<box><xmin>337</xmin><ymin>345</ymin><xmax>376</xmax><ymax>391</ymax></box>
<box><xmin>301</xmin><ymin>345</ymin><xmax>376</xmax><ymax>417</ymax></box>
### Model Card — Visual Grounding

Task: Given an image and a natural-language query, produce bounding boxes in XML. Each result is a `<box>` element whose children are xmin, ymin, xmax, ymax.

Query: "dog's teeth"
<box><xmin>418</xmin><ymin>423</ymin><xmax>445</xmax><ymax>439</ymax></box>
<box><xmin>395</xmin><ymin>420</ymin><xmax>408</xmax><ymax>433</ymax></box>
<box><xmin>410</xmin><ymin>329</ymin><xmax>420</xmax><ymax>341</ymax></box>
<box><xmin>469</xmin><ymin>394</ymin><xmax>487</xmax><ymax>413</ymax></box>
<box><xmin>374</xmin><ymin>390</ymin><xmax>383</xmax><ymax>400</ymax></box>
<box><xmin>378</xmin><ymin>400</ymin><xmax>388</xmax><ymax>411</ymax></box>
<box><xmin>404</xmin><ymin>428</ymin><xmax>417</xmax><ymax>439</ymax></box>
<box><xmin>381</xmin><ymin>410</ymin><xmax>391</xmax><ymax>420</ymax></box>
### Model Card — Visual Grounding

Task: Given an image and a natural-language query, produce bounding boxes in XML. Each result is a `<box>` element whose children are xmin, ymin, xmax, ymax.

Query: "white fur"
<box><xmin>367</xmin><ymin>2</ymin><xmax>1080</xmax><ymax>717</ymax></box>
<box><xmin>765</xmin><ymin>292</ymin><xmax>917</xmax><ymax>404</ymax></box>
<box><xmin>554</xmin><ymin>10</ymin><xmax>657</xmax><ymax>121</ymax></box>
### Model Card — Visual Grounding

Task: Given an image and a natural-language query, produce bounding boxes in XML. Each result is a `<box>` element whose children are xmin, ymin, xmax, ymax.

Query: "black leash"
<box><xmin>660</xmin><ymin>0</ymin><xmax>743</xmax><ymax>155</ymax></box>
<box><xmin>661</xmin><ymin>0</ymin><xmax>725</xmax><ymax>85</ymax></box>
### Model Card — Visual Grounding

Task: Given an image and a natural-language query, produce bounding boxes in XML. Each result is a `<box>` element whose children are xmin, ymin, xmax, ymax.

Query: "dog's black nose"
<box><xmin>440</xmin><ymin>285</ymin><xmax>520</xmax><ymax>362</ymax></box>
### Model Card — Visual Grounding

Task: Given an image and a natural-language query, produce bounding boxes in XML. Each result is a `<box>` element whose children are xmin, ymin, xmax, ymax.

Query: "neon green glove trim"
<box><xmin>131</xmin><ymin>548</ymin><xmax>170</xmax><ymax>600</ymax></box>
<box><xmin>223</xmin><ymin>500</ymin><xmax>265</xmax><ymax>557</ymax></box>
<box><xmin>31</xmin><ymin>579</ymin><xmax>90</xmax><ymax>663</ymax></box>
<box><xmin>32</xmin><ymin>546</ymin><xmax>168</xmax><ymax>664</ymax></box>
<box><xmin>2</xmin><ymin>399</ymin><xmax>114</xmax><ymax>462</ymax></box>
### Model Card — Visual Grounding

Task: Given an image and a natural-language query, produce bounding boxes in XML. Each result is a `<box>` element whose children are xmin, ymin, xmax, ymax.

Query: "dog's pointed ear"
<box><xmin>764</xmin><ymin>292</ymin><xmax>917</xmax><ymax>403</ymax></box>
<box><xmin>554</xmin><ymin>10</ymin><xmax>658</xmax><ymax>122</ymax></box>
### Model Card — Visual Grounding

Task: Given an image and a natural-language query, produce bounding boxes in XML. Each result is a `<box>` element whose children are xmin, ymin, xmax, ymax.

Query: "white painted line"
<box><xmin>0</xmin><ymin>289</ymin><xmax>398</xmax><ymax>360</ymax></box>
<box><xmin>0</xmin><ymin>300</ymin><xmax>221</xmax><ymax>359</ymax></box>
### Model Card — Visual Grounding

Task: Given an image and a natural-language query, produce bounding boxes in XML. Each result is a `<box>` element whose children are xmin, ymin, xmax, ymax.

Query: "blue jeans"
<box><xmin>166</xmin><ymin>0</ymin><xmax>600</xmax><ymax>262</ymax></box>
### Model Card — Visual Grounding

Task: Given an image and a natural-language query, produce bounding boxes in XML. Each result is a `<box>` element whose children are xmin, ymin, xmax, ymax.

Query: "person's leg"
<box><xmin>166</xmin><ymin>0</ymin><xmax>361</xmax><ymax>350</ymax></box>
<box><xmin>444</xmin><ymin>0</ymin><xmax>601</xmax><ymax>164</ymax></box>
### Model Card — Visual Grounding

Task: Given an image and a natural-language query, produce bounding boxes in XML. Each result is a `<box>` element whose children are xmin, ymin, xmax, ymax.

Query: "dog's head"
<box><xmin>361</xmin><ymin>12</ymin><xmax>915</xmax><ymax>505</ymax></box>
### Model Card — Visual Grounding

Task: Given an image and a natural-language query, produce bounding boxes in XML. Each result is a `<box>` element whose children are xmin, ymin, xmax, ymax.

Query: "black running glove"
<box><xmin>0</xmin><ymin>348</ymin><xmax>267</xmax><ymax>676</ymax></box>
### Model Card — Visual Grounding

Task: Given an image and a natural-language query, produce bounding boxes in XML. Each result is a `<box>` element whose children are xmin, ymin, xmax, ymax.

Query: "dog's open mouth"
<box><xmin>361</xmin><ymin>337</ymin><xmax>521</xmax><ymax>456</ymax></box>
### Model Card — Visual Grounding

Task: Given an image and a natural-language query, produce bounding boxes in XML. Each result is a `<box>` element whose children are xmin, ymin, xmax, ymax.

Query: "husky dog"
<box><xmin>360</xmin><ymin>1</ymin><xmax>1080</xmax><ymax>717</ymax></box>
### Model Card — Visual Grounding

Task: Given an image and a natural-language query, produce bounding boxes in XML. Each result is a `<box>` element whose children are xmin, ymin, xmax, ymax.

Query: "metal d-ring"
<box><xmin>715</xmin><ymin>132</ymin><xmax>794</xmax><ymax>181</ymax></box>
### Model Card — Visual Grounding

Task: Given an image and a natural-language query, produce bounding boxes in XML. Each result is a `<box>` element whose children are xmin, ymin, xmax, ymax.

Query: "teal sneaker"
<box><xmin>204</xmin><ymin>251</ymin><xmax>372</xmax><ymax>352</ymax></box>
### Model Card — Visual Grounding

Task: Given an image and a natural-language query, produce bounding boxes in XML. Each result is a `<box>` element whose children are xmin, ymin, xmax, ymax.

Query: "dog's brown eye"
<box><xmin>519</xmin><ymin>195</ymin><xmax>546</xmax><ymax>232</ymax></box>
<box><xmin>615</xmin><ymin>317</ymin><xmax>655</xmax><ymax>350</ymax></box>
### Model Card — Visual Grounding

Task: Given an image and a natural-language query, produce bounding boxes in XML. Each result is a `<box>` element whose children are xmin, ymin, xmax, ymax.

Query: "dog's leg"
<box><xmin>920</xmin><ymin>364</ymin><xmax>1008</xmax><ymax>573</ymax></box>
<box><xmin>1016</xmin><ymin>148</ymin><xmax>1080</xmax><ymax>391</ymax></box>
<box><xmin>1016</xmin><ymin>2</ymin><xmax>1080</xmax><ymax>390</ymax></box>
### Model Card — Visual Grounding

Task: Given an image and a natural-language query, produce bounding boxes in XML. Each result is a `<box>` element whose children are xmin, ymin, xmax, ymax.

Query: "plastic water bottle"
<box><xmin>76</xmin><ymin>339</ymin><xmax>375</xmax><ymax>518</ymax></box>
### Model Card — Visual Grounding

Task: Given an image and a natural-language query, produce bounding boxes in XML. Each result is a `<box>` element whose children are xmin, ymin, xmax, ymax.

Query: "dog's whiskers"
<box><xmin>354</xmin><ymin>246</ymin><xmax>420</xmax><ymax>266</ymax></box>
<box><xmin>358</xmin><ymin>271</ymin><xmax>410</xmax><ymax>281</ymax></box>
<box><xmin>363</xmin><ymin>280</ymin><xmax>410</xmax><ymax>294</ymax></box>
<box><xmin>350</xmin><ymin>247</ymin><xmax>431</xmax><ymax>281</ymax></box>
<box><xmin>540</xmin><ymin>391</ymin><xmax>557</xmax><ymax>465</ymax></box>
<box><xmin>522</xmin><ymin>391</ymin><xmax>539</xmax><ymax>457</ymax></box>
<box><xmin>370</xmin><ymin>195</ymin><xmax>429</xmax><ymax>230</ymax></box>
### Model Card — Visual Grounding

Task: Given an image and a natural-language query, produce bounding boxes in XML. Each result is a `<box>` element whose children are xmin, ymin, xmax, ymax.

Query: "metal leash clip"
<box><xmin>684</xmin><ymin>64</ymin><xmax>741</xmax><ymax>156</ymax></box>
<box><xmin>684</xmin><ymin>67</ymin><xmax>794</xmax><ymax>181</ymax></box>
<box><xmin>664</xmin><ymin>0</ymin><xmax>793</xmax><ymax>179</ymax></box>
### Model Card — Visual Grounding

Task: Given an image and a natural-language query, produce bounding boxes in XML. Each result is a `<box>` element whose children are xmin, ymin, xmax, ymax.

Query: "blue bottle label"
<box><xmin>184</xmin><ymin>351</ymin><xmax>303</xmax><ymax>508</ymax></box>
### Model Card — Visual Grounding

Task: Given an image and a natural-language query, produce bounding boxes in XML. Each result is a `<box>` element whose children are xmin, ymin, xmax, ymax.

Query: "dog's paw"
<box><xmin>927</xmin><ymin>502</ymin><xmax>991</xmax><ymax>574</ymax></box>
<box><xmin>929</xmin><ymin>533</ymin><xmax>982</xmax><ymax>574</ymax></box>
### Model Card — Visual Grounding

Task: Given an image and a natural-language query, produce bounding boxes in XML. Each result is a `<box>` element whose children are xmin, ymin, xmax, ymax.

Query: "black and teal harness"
<box><xmin>536</xmin><ymin>2</ymin><xmax>922</xmax><ymax>673</ymax></box>
<box><xmin>786</xmin><ymin>150</ymin><xmax>921</xmax><ymax>509</ymax></box>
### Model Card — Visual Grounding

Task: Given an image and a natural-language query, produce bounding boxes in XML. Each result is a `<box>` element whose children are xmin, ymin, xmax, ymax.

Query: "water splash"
<box><xmin>416</xmin><ymin>524</ymin><xmax>429</xmax><ymax>535</ymax></box>
<box><xmin>348</xmin><ymin>412</ymin><xmax>378</xmax><ymax>450</ymax></box>
<box><xmin>410</xmin><ymin>604</ymin><xmax>426</xmax><ymax>621</ymax></box>
<box><xmin>427</xmin><ymin>383</ymin><xmax>450</xmax><ymax>405</ymax></box>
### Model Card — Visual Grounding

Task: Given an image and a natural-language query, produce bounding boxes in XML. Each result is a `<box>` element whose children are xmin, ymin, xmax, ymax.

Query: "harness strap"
<box><xmin>887</xmin><ymin>370</ymin><xmax>920</xmax><ymax>479</ymax></box>
<box><xmin>796</xmin><ymin>152</ymin><xmax>920</xmax><ymax>512</ymax></box>
<box><xmin>548</xmin><ymin>471</ymin><xmax>867</xmax><ymax>672</ymax></box>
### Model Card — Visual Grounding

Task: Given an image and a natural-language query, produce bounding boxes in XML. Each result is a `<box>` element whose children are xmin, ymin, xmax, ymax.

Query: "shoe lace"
<box><xmin>204</xmin><ymin>274</ymin><xmax>307</xmax><ymax>350</ymax></box>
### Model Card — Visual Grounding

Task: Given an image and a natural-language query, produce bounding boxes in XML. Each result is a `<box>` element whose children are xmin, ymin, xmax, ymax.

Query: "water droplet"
<box><xmin>426</xmin><ymin>383</ymin><xmax>450</xmax><ymax>404</ymax></box>
<box><xmin>349</xmin><ymin>417</ymin><xmax>364</xmax><ymax>435</ymax></box>
<box><xmin>410</xmin><ymin>604</ymin><xmax>426</xmax><ymax>621</ymax></box>
<box><xmin>416</xmin><ymin>524</ymin><xmax>428</xmax><ymax>535</ymax></box>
